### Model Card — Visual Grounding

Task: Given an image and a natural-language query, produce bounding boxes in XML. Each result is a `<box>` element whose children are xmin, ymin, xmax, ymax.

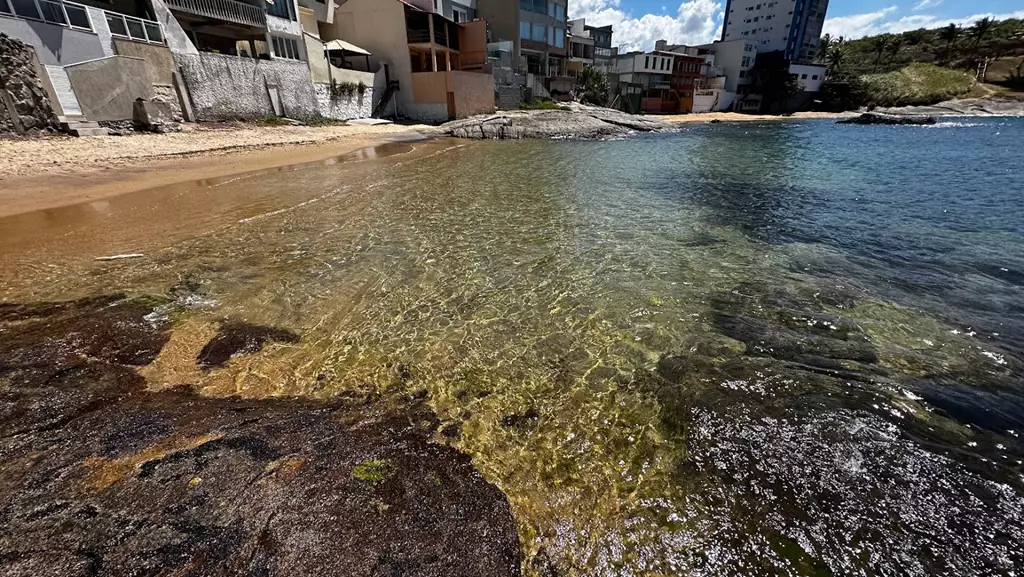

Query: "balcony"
<box><xmin>164</xmin><ymin>0</ymin><xmax>265</xmax><ymax>29</ymax></box>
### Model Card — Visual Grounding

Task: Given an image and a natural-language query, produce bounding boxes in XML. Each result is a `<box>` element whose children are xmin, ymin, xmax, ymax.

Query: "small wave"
<box><xmin>922</xmin><ymin>121</ymin><xmax>985</xmax><ymax>128</ymax></box>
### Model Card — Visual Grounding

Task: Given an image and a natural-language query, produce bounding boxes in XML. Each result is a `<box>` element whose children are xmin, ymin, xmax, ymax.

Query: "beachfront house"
<box><xmin>329</xmin><ymin>0</ymin><xmax>494</xmax><ymax>122</ymax></box>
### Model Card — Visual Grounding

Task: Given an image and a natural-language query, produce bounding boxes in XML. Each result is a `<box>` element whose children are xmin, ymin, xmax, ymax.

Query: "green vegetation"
<box><xmin>252</xmin><ymin>115</ymin><xmax>288</xmax><ymax>126</ymax></box>
<box><xmin>330</xmin><ymin>79</ymin><xmax>368</xmax><ymax>98</ymax></box>
<box><xmin>517</xmin><ymin>100</ymin><xmax>570</xmax><ymax>111</ymax></box>
<box><xmin>859</xmin><ymin>63</ymin><xmax>975</xmax><ymax>107</ymax></box>
<box><xmin>351</xmin><ymin>459</ymin><xmax>396</xmax><ymax>484</ymax></box>
<box><xmin>303</xmin><ymin>116</ymin><xmax>348</xmax><ymax>127</ymax></box>
<box><xmin>575</xmin><ymin>65</ymin><xmax>610</xmax><ymax>106</ymax></box>
<box><xmin>818</xmin><ymin>17</ymin><xmax>1024</xmax><ymax>109</ymax></box>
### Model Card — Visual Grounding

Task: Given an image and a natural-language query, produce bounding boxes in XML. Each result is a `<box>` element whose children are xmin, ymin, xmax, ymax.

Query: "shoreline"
<box><xmin>0</xmin><ymin>123</ymin><xmax>430</xmax><ymax>218</ymax></box>
<box><xmin>650</xmin><ymin>111</ymin><xmax>856</xmax><ymax>123</ymax></box>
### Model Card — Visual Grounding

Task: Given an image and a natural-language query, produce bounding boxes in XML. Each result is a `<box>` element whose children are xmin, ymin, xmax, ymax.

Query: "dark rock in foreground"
<box><xmin>441</xmin><ymin>104</ymin><xmax>672</xmax><ymax>139</ymax></box>
<box><xmin>839</xmin><ymin>112</ymin><xmax>937</xmax><ymax>125</ymax></box>
<box><xmin>0</xmin><ymin>296</ymin><xmax>522</xmax><ymax>577</ymax></box>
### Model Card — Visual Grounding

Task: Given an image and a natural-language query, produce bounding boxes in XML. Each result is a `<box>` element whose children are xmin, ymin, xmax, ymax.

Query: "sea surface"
<box><xmin>2</xmin><ymin>117</ymin><xmax>1023</xmax><ymax>576</ymax></box>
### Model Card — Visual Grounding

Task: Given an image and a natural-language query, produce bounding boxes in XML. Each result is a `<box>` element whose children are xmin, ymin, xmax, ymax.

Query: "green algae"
<box><xmin>352</xmin><ymin>459</ymin><xmax>397</xmax><ymax>484</ymax></box>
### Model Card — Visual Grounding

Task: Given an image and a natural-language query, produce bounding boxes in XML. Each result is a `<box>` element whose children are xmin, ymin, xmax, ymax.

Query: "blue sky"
<box><xmin>568</xmin><ymin>0</ymin><xmax>1024</xmax><ymax>50</ymax></box>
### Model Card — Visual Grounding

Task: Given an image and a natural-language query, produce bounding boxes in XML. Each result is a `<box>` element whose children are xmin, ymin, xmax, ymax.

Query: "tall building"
<box><xmin>720</xmin><ymin>0</ymin><xmax>828</xmax><ymax>61</ymax></box>
<box><xmin>475</xmin><ymin>0</ymin><xmax>568</xmax><ymax>77</ymax></box>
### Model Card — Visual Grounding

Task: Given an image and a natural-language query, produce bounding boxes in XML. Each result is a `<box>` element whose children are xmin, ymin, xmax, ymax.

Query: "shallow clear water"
<box><xmin>2</xmin><ymin>118</ymin><xmax>1023</xmax><ymax>576</ymax></box>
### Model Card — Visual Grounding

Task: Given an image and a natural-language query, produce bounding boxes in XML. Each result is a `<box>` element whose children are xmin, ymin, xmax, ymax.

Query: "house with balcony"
<box><xmin>615</xmin><ymin>49</ymin><xmax>707</xmax><ymax>114</ymax></box>
<box><xmin>585</xmin><ymin>22</ymin><xmax>613</xmax><ymax>73</ymax></box>
<box><xmin>0</xmin><ymin>0</ymin><xmax>192</xmax><ymax>132</ymax></box>
<box><xmin>566</xmin><ymin>19</ymin><xmax>593</xmax><ymax>78</ymax></box>
<box><xmin>329</xmin><ymin>0</ymin><xmax>493</xmax><ymax>122</ymax></box>
<box><xmin>475</xmin><ymin>0</ymin><xmax>566</xmax><ymax>99</ymax></box>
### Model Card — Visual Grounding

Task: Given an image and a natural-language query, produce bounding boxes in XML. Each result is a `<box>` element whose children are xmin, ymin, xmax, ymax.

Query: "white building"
<box><xmin>721</xmin><ymin>0</ymin><xmax>829</xmax><ymax>61</ymax></box>
<box><xmin>695</xmin><ymin>38</ymin><xmax>756</xmax><ymax>93</ymax></box>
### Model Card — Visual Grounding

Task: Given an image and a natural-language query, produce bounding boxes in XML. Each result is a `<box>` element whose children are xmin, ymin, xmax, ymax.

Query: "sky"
<box><xmin>568</xmin><ymin>0</ymin><xmax>1024</xmax><ymax>51</ymax></box>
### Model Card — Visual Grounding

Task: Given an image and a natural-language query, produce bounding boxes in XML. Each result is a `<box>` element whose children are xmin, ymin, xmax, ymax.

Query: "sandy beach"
<box><xmin>0</xmin><ymin>122</ymin><xmax>429</xmax><ymax>218</ymax></box>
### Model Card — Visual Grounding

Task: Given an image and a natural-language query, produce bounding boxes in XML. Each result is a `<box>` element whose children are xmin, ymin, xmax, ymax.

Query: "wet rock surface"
<box><xmin>0</xmin><ymin>296</ymin><xmax>522</xmax><ymax>577</ymax></box>
<box><xmin>197</xmin><ymin>321</ymin><xmax>300</xmax><ymax>369</ymax></box>
<box><xmin>839</xmin><ymin>112</ymin><xmax>937</xmax><ymax>125</ymax></box>
<box><xmin>441</xmin><ymin>104</ymin><xmax>672</xmax><ymax>140</ymax></box>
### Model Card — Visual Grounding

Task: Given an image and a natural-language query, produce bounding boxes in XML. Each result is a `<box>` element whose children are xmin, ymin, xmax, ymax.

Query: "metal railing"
<box><xmin>0</xmin><ymin>0</ymin><xmax>93</xmax><ymax>32</ymax></box>
<box><xmin>104</xmin><ymin>11</ymin><xmax>164</xmax><ymax>44</ymax></box>
<box><xmin>164</xmin><ymin>0</ymin><xmax>265</xmax><ymax>28</ymax></box>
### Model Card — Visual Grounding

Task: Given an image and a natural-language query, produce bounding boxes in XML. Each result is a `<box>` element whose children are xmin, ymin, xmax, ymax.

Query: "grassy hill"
<box><xmin>859</xmin><ymin>63</ymin><xmax>975</xmax><ymax>107</ymax></box>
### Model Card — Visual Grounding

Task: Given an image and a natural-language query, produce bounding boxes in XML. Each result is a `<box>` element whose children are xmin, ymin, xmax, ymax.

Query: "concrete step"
<box><xmin>68</xmin><ymin>127</ymin><xmax>110</xmax><ymax>137</ymax></box>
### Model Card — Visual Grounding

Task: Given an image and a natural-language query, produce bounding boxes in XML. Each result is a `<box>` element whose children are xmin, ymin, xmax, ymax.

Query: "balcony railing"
<box><xmin>164</xmin><ymin>0</ymin><xmax>265</xmax><ymax>29</ymax></box>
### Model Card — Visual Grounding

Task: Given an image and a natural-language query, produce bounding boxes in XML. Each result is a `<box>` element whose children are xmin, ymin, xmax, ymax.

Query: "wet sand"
<box><xmin>651</xmin><ymin>111</ymin><xmax>853</xmax><ymax>123</ymax></box>
<box><xmin>0</xmin><ymin>122</ymin><xmax>430</xmax><ymax>218</ymax></box>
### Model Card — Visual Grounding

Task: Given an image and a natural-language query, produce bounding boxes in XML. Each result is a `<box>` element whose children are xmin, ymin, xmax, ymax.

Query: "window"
<box><xmin>555</xmin><ymin>28</ymin><xmax>564</xmax><ymax>48</ymax></box>
<box><xmin>266</xmin><ymin>0</ymin><xmax>295</xmax><ymax>21</ymax></box>
<box><xmin>555</xmin><ymin>4</ymin><xmax>565</xmax><ymax>21</ymax></box>
<box><xmin>800</xmin><ymin>73</ymin><xmax>807</xmax><ymax>79</ymax></box>
<box><xmin>453</xmin><ymin>7</ymin><xmax>467</xmax><ymax>22</ymax></box>
<box><xmin>520</xmin><ymin>0</ymin><xmax>545</xmax><ymax>13</ymax></box>
<box><xmin>532</xmin><ymin>23</ymin><xmax>546</xmax><ymax>42</ymax></box>
<box><xmin>520</xmin><ymin>21</ymin><xmax>531</xmax><ymax>39</ymax></box>
<box><xmin>645</xmin><ymin>56</ymin><xmax>650</xmax><ymax>68</ymax></box>
<box><xmin>272</xmin><ymin>35</ymin><xmax>301</xmax><ymax>60</ymax></box>
<box><xmin>811</xmin><ymin>74</ymin><xmax>818</xmax><ymax>80</ymax></box>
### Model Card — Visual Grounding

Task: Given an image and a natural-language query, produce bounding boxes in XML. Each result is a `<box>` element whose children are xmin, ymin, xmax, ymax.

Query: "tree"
<box><xmin>825</xmin><ymin>42</ymin><xmax>846</xmax><ymax>75</ymax></box>
<box><xmin>939</xmin><ymin>23</ymin><xmax>961</xmax><ymax>62</ymax></box>
<box><xmin>903</xmin><ymin>28</ymin><xmax>928</xmax><ymax>46</ymax></box>
<box><xmin>818</xmin><ymin>33</ymin><xmax>833</xmax><ymax>63</ymax></box>
<box><xmin>575</xmin><ymin>65</ymin><xmax>609</xmax><ymax>107</ymax></box>
<box><xmin>971</xmin><ymin>17</ymin><xmax>993</xmax><ymax>49</ymax></box>
<box><xmin>872</xmin><ymin>35</ymin><xmax>891</xmax><ymax>71</ymax></box>
<box><xmin>887</xmin><ymin>37</ymin><xmax>904</xmax><ymax>64</ymax></box>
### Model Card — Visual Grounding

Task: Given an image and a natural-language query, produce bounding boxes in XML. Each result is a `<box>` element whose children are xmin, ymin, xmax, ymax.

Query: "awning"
<box><xmin>323</xmin><ymin>39</ymin><xmax>371</xmax><ymax>56</ymax></box>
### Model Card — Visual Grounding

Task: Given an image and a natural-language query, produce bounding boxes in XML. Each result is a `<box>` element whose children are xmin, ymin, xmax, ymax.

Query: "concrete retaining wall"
<box><xmin>314</xmin><ymin>83</ymin><xmax>372</xmax><ymax>120</ymax></box>
<box><xmin>0</xmin><ymin>34</ymin><xmax>59</xmax><ymax>134</ymax></box>
<box><xmin>64</xmin><ymin>55</ymin><xmax>154</xmax><ymax>121</ymax></box>
<box><xmin>174</xmin><ymin>52</ymin><xmax>318</xmax><ymax>120</ymax></box>
<box><xmin>497</xmin><ymin>85</ymin><xmax>523</xmax><ymax>110</ymax></box>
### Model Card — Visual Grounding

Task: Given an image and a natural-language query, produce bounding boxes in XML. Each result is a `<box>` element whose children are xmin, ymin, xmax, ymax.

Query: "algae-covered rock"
<box><xmin>0</xmin><ymin>295</ymin><xmax>523</xmax><ymax>577</ymax></box>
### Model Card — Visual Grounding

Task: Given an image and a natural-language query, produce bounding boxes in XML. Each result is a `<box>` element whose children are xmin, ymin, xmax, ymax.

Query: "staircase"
<box><xmin>372</xmin><ymin>81</ymin><xmax>400</xmax><ymax>118</ymax></box>
<box><xmin>59</xmin><ymin>117</ymin><xmax>110</xmax><ymax>137</ymax></box>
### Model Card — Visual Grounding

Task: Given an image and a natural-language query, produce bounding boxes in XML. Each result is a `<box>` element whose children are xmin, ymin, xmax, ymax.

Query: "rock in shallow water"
<box><xmin>441</xmin><ymin>105</ymin><xmax>672</xmax><ymax>140</ymax></box>
<box><xmin>0</xmin><ymin>296</ymin><xmax>522</xmax><ymax>577</ymax></box>
<box><xmin>838</xmin><ymin>112</ymin><xmax>937</xmax><ymax>125</ymax></box>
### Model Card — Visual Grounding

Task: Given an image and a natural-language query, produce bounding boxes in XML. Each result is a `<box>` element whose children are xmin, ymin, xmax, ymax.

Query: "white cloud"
<box><xmin>912</xmin><ymin>0</ymin><xmax>942</xmax><ymax>11</ymax></box>
<box><xmin>823</xmin><ymin>7</ymin><xmax>1024</xmax><ymax>40</ymax></box>
<box><xmin>569</xmin><ymin>0</ymin><xmax>723</xmax><ymax>52</ymax></box>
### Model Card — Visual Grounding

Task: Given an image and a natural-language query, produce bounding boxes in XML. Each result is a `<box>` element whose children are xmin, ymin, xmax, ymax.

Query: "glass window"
<box><xmin>453</xmin><ymin>7</ymin><xmax>466</xmax><ymax>23</ymax></box>
<box><xmin>645</xmin><ymin>56</ymin><xmax>649</xmax><ymax>69</ymax></box>
<box><xmin>556</xmin><ymin>5</ymin><xmax>564</xmax><ymax>21</ymax></box>
<box><xmin>65</xmin><ymin>3</ymin><xmax>90</xmax><ymax>29</ymax></box>
<box><xmin>555</xmin><ymin>29</ymin><xmax>564</xmax><ymax>48</ymax></box>
<box><xmin>126</xmin><ymin>17</ymin><xmax>146</xmax><ymax>41</ymax></box>
<box><xmin>532</xmin><ymin>24</ymin><xmax>546</xmax><ymax>42</ymax></box>
<box><xmin>39</xmin><ymin>0</ymin><xmax>67</xmax><ymax>25</ymax></box>
<box><xmin>811</xmin><ymin>74</ymin><xmax>818</xmax><ymax>80</ymax></box>
<box><xmin>0</xmin><ymin>0</ymin><xmax>11</xmax><ymax>14</ymax></box>
<box><xmin>801</xmin><ymin>73</ymin><xmax>807</xmax><ymax>79</ymax></box>
<box><xmin>106</xmin><ymin>13</ymin><xmax>128</xmax><ymax>36</ymax></box>
<box><xmin>547</xmin><ymin>1</ymin><xmax>554</xmax><ymax>17</ymax></box>
<box><xmin>11</xmin><ymin>0</ymin><xmax>41</xmax><ymax>20</ymax></box>
<box><xmin>145</xmin><ymin>22</ymin><xmax>162</xmax><ymax>43</ymax></box>
<box><xmin>520</xmin><ymin>22</ymin><xmax>530</xmax><ymax>39</ymax></box>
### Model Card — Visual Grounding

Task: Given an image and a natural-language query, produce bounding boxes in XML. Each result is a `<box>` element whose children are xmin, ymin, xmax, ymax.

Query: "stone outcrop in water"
<box><xmin>441</xmin><ymin>104</ymin><xmax>672</xmax><ymax>140</ymax></box>
<box><xmin>839</xmin><ymin>112</ymin><xmax>937</xmax><ymax>125</ymax></box>
<box><xmin>0</xmin><ymin>295</ymin><xmax>522</xmax><ymax>577</ymax></box>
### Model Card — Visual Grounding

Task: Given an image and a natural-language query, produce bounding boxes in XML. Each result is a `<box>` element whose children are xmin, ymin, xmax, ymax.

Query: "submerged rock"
<box><xmin>197</xmin><ymin>320</ymin><xmax>300</xmax><ymax>369</ymax></box>
<box><xmin>442</xmin><ymin>104</ymin><xmax>672</xmax><ymax>140</ymax></box>
<box><xmin>839</xmin><ymin>112</ymin><xmax>937</xmax><ymax>125</ymax></box>
<box><xmin>0</xmin><ymin>296</ymin><xmax>523</xmax><ymax>577</ymax></box>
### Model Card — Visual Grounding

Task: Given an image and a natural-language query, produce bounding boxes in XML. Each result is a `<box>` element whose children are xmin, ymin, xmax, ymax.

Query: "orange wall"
<box><xmin>450</xmin><ymin>70</ymin><xmax>494</xmax><ymax>119</ymax></box>
<box><xmin>411</xmin><ymin>71</ymin><xmax>448</xmax><ymax>104</ymax></box>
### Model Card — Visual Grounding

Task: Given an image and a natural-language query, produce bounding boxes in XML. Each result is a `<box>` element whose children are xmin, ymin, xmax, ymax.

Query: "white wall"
<box><xmin>722</xmin><ymin>0</ymin><xmax>791</xmax><ymax>53</ymax></box>
<box><xmin>789</xmin><ymin>62</ymin><xmax>825</xmax><ymax>91</ymax></box>
<box><xmin>698</xmin><ymin>39</ymin><xmax>755</xmax><ymax>93</ymax></box>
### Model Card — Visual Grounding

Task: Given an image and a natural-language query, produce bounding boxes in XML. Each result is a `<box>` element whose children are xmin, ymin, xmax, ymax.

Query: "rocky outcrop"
<box><xmin>875</xmin><ymin>95</ymin><xmax>1024</xmax><ymax>117</ymax></box>
<box><xmin>839</xmin><ymin>112</ymin><xmax>937</xmax><ymax>125</ymax></box>
<box><xmin>0</xmin><ymin>34</ymin><xmax>60</xmax><ymax>135</ymax></box>
<box><xmin>0</xmin><ymin>295</ymin><xmax>523</xmax><ymax>577</ymax></box>
<box><xmin>442</xmin><ymin>104</ymin><xmax>672</xmax><ymax>139</ymax></box>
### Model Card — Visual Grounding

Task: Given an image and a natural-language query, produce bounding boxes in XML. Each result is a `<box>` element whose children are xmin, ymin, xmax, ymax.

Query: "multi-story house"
<box><xmin>475</xmin><ymin>0</ymin><xmax>567</xmax><ymax>84</ymax></box>
<box><xmin>566</xmin><ymin>19</ymin><xmax>593</xmax><ymax>77</ymax></box>
<box><xmin>330</xmin><ymin>0</ymin><xmax>493</xmax><ymax>122</ymax></box>
<box><xmin>585</xmin><ymin>22</ymin><xmax>614</xmax><ymax>73</ymax></box>
<box><xmin>721</xmin><ymin>0</ymin><xmax>828</xmax><ymax>61</ymax></box>
<box><xmin>614</xmin><ymin>48</ymin><xmax>705</xmax><ymax>114</ymax></box>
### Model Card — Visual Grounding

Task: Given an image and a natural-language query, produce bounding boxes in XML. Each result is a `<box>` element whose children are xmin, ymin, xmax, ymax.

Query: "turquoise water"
<box><xmin>2</xmin><ymin>118</ymin><xmax>1023</xmax><ymax>576</ymax></box>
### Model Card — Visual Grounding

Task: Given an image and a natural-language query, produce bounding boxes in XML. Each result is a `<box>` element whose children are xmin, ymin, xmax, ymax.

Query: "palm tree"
<box><xmin>903</xmin><ymin>29</ymin><xmax>927</xmax><ymax>46</ymax></box>
<box><xmin>886</xmin><ymin>37</ymin><xmax>904</xmax><ymax>64</ymax></box>
<box><xmin>818</xmin><ymin>33</ymin><xmax>833</xmax><ymax>62</ymax></box>
<box><xmin>872</xmin><ymin>35</ymin><xmax>890</xmax><ymax>71</ymax></box>
<box><xmin>939</xmin><ymin>23</ymin><xmax>961</xmax><ymax>62</ymax></box>
<box><xmin>826</xmin><ymin>43</ymin><xmax>845</xmax><ymax>75</ymax></box>
<box><xmin>971</xmin><ymin>17</ymin><xmax>993</xmax><ymax>49</ymax></box>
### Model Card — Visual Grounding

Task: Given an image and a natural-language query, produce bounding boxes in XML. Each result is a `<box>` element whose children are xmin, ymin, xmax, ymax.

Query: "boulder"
<box><xmin>441</xmin><ymin>104</ymin><xmax>672</xmax><ymax>140</ymax></box>
<box><xmin>838</xmin><ymin>112</ymin><xmax>937</xmax><ymax>125</ymax></box>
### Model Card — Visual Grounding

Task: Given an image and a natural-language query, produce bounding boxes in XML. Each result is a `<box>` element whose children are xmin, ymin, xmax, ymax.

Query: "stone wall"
<box><xmin>314</xmin><ymin>83</ymin><xmax>373</xmax><ymax>120</ymax></box>
<box><xmin>174</xmin><ymin>53</ymin><xmax>318</xmax><ymax>121</ymax></box>
<box><xmin>497</xmin><ymin>85</ymin><xmax>524</xmax><ymax>110</ymax></box>
<box><xmin>0</xmin><ymin>34</ymin><xmax>59</xmax><ymax>135</ymax></box>
<box><xmin>65</xmin><ymin>56</ymin><xmax>154</xmax><ymax>122</ymax></box>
